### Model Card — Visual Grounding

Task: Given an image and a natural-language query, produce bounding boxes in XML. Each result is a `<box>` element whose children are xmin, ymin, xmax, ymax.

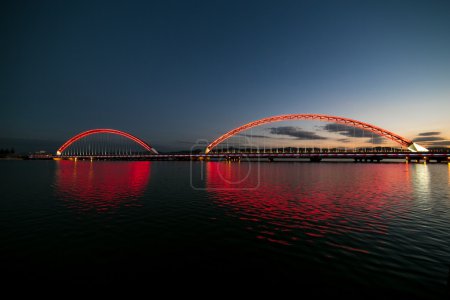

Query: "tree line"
<box><xmin>0</xmin><ymin>148</ymin><xmax>15</xmax><ymax>155</ymax></box>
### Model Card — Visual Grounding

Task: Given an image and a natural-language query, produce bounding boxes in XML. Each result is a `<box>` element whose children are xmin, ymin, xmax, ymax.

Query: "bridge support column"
<box><xmin>310</xmin><ymin>157</ymin><xmax>322</xmax><ymax>162</ymax></box>
<box><xmin>226</xmin><ymin>156</ymin><xmax>240</xmax><ymax>162</ymax></box>
<box><xmin>268</xmin><ymin>157</ymin><xmax>274</xmax><ymax>162</ymax></box>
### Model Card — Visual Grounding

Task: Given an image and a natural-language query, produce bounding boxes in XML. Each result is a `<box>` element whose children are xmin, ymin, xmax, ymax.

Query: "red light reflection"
<box><xmin>55</xmin><ymin>161</ymin><xmax>151</xmax><ymax>212</ymax></box>
<box><xmin>206</xmin><ymin>162</ymin><xmax>412</xmax><ymax>249</ymax></box>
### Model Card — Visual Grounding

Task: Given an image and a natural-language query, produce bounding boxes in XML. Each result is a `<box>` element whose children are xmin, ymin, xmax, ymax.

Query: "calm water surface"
<box><xmin>1</xmin><ymin>160</ymin><xmax>449</xmax><ymax>297</ymax></box>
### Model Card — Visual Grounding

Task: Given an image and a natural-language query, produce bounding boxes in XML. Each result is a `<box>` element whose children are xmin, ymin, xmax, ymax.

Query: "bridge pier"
<box><xmin>268</xmin><ymin>157</ymin><xmax>274</xmax><ymax>162</ymax></box>
<box><xmin>225</xmin><ymin>156</ymin><xmax>240</xmax><ymax>162</ymax></box>
<box><xmin>310</xmin><ymin>157</ymin><xmax>322</xmax><ymax>162</ymax></box>
<box><xmin>407</xmin><ymin>157</ymin><xmax>422</xmax><ymax>163</ymax></box>
<box><xmin>353</xmin><ymin>157</ymin><xmax>382</xmax><ymax>163</ymax></box>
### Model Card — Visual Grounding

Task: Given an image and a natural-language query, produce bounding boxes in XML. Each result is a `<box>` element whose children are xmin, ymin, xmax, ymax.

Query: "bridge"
<box><xmin>44</xmin><ymin>152</ymin><xmax>449</xmax><ymax>163</ymax></box>
<box><xmin>30</xmin><ymin>114</ymin><xmax>449</xmax><ymax>163</ymax></box>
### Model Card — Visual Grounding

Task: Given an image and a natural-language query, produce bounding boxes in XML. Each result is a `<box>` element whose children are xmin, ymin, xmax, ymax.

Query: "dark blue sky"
<box><xmin>2</xmin><ymin>0</ymin><xmax>450</xmax><ymax>152</ymax></box>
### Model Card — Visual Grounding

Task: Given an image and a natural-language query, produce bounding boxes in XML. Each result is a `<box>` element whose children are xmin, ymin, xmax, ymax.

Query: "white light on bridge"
<box><xmin>407</xmin><ymin>143</ymin><xmax>429</xmax><ymax>152</ymax></box>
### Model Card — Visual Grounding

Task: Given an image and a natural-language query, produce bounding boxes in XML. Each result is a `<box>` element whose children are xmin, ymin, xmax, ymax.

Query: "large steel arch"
<box><xmin>205</xmin><ymin>114</ymin><xmax>427</xmax><ymax>153</ymax></box>
<box><xmin>56</xmin><ymin>129</ymin><xmax>158</xmax><ymax>155</ymax></box>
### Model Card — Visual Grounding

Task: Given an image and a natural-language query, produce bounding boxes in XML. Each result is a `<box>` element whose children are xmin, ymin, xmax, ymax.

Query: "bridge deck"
<box><xmin>30</xmin><ymin>152</ymin><xmax>450</xmax><ymax>162</ymax></box>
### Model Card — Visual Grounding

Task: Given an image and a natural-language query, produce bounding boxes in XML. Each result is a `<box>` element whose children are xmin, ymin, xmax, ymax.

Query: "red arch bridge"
<box><xmin>32</xmin><ymin>114</ymin><xmax>448</xmax><ymax>163</ymax></box>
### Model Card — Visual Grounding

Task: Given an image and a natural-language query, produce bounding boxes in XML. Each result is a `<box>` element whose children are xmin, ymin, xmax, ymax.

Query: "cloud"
<box><xmin>428</xmin><ymin>140</ymin><xmax>450</xmax><ymax>146</ymax></box>
<box><xmin>236</xmin><ymin>133</ymin><xmax>271</xmax><ymax>139</ymax></box>
<box><xmin>337</xmin><ymin>138</ymin><xmax>350</xmax><ymax>143</ymax></box>
<box><xmin>366</xmin><ymin>136</ymin><xmax>386</xmax><ymax>145</ymax></box>
<box><xmin>418</xmin><ymin>131</ymin><xmax>441</xmax><ymax>136</ymax></box>
<box><xmin>323</xmin><ymin>124</ymin><xmax>389</xmax><ymax>144</ymax></box>
<box><xmin>413</xmin><ymin>136</ymin><xmax>445</xmax><ymax>142</ymax></box>
<box><xmin>413</xmin><ymin>132</ymin><xmax>450</xmax><ymax>147</ymax></box>
<box><xmin>269</xmin><ymin>126</ymin><xmax>327</xmax><ymax>140</ymax></box>
<box><xmin>322</xmin><ymin>123</ymin><xmax>370</xmax><ymax>138</ymax></box>
<box><xmin>236</xmin><ymin>133</ymin><xmax>292</xmax><ymax>140</ymax></box>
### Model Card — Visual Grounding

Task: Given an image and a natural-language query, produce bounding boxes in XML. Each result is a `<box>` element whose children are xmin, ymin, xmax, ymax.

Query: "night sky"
<box><xmin>1</xmin><ymin>0</ymin><xmax>450</xmax><ymax>152</ymax></box>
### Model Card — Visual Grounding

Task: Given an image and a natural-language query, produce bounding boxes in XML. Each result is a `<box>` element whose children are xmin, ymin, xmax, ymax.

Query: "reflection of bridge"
<box><xmin>39</xmin><ymin>114</ymin><xmax>449</xmax><ymax>163</ymax></box>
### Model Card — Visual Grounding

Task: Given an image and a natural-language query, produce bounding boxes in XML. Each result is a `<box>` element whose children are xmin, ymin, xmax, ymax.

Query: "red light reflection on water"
<box><xmin>206</xmin><ymin>162</ymin><xmax>412</xmax><ymax>249</ymax></box>
<box><xmin>55</xmin><ymin>161</ymin><xmax>151</xmax><ymax>212</ymax></box>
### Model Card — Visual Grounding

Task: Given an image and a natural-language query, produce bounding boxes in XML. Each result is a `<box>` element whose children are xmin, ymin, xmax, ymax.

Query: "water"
<box><xmin>1</xmin><ymin>160</ymin><xmax>449</xmax><ymax>297</ymax></box>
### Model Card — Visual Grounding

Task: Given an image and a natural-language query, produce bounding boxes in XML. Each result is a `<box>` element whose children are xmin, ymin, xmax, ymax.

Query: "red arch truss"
<box><xmin>205</xmin><ymin>114</ymin><xmax>415</xmax><ymax>154</ymax></box>
<box><xmin>56</xmin><ymin>129</ymin><xmax>158</xmax><ymax>155</ymax></box>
